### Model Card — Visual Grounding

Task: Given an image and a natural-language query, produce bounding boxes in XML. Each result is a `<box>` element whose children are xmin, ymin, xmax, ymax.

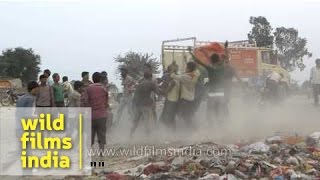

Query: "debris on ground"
<box><xmin>87</xmin><ymin>132</ymin><xmax>320</xmax><ymax>179</ymax></box>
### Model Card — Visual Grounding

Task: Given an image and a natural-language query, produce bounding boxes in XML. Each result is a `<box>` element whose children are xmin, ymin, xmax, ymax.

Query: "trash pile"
<box><xmin>78</xmin><ymin>132</ymin><xmax>320</xmax><ymax>180</ymax></box>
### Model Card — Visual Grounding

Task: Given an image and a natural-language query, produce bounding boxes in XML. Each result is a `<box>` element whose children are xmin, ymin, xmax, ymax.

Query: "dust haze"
<box><xmin>109</xmin><ymin>95</ymin><xmax>319</xmax><ymax>145</ymax></box>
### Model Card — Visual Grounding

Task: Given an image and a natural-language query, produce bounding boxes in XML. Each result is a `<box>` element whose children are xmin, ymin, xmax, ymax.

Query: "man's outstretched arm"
<box><xmin>187</xmin><ymin>47</ymin><xmax>208</xmax><ymax>68</ymax></box>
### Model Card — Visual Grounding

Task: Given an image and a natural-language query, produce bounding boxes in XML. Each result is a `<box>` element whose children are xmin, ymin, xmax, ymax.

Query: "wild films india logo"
<box><xmin>0</xmin><ymin>107</ymin><xmax>92</xmax><ymax>176</ymax></box>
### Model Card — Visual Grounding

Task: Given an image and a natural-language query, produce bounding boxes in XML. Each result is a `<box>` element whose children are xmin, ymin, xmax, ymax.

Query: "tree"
<box><xmin>0</xmin><ymin>47</ymin><xmax>41</xmax><ymax>85</ymax></box>
<box><xmin>0</xmin><ymin>60</ymin><xmax>9</xmax><ymax>76</ymax></box>
<box><xmin>114</xmin><ymin>51</ymin><xmax>160</xmax><ymax>81</ymax></box>
<box><xmin>248</xmin><ymin>16</ymin><xmax>274</xmax><ymax>47</ymax></box>
<box><xmin>274</xmin><ymin>27</ymin><xmax>312</xmax><ymax>71</ymax></box>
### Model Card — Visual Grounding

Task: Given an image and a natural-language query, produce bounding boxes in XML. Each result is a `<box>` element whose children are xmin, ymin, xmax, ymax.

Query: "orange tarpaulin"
<box><xmin>193</xmin><ymin>42</ymin><xmax>225</xmax><ymax>66</ymax></box>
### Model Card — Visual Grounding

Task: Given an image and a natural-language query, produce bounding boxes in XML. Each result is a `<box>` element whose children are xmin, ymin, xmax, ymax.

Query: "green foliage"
<box><xmin>274</xmin><ymin>27</ymin><xmax>312</xmax><ymax>71</ymax></box>
<box><xmin>114</xmin><ymin>51</ymin><xmax>160</xmax><ymax>81</ymax></box>
<box><xmin>0</xmin><ymin>47</ymin><xmax>41</xmax><ymax>85</ymax></box>
<box><xmin>247</xmin><ymin>16</ymin><xmax>312</xmax><ymax>72</ymax></box>
<box><xmin>248</xmin><ymin>16</ymin><xmax>274</xmax><ymax>47</ymax></box>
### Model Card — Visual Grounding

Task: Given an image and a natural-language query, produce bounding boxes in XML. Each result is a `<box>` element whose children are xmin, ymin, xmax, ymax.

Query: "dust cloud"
<box><xmin>109</xmin><ymin>95</ymin><xmax>319</xmax><ymax>146</ymax></box>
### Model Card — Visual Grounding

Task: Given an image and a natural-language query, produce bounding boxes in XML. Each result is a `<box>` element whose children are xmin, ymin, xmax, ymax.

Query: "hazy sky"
<box><xmin>0</xmin><ymin>0</ymin><xmax>319</xmax><ymax>86</ymax></box>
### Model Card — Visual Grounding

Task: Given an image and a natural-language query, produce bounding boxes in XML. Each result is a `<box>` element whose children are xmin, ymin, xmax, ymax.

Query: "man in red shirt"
<box><xmin>81</xmin><ymin>72</ymin><xmax>109</xmax><ymax>151</ymax></box>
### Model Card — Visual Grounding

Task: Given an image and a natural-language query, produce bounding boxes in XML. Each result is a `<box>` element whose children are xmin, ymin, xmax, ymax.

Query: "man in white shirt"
<box><xmin>62</xmin><ymin>76</ymin><xmax>74</xmax><ymax>107</ymax></box>
<box><xmin>266</xmin><ymin>70</ymin><xmax>282</xmax><ymax>100</ymax></box>
<box><xmin>310</xmin><ymin>59</ymin><xmax>320</xmax><ymax>106</ymax></box>
<box><xmin>267</xmin><ymin>71</ymin><xmax>282</xmax><ymax>83</ymax></box>
<box><xmin>171</xmin><ymin>62</ymin><xmax>198</xmax><ymax>129</ymax></box>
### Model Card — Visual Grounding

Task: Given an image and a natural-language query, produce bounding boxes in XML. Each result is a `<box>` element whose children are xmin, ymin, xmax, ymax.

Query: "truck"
<box><xmin>162</xmin><ymin>37</ymin><xmax>289</xmax><ymax>80</ymax></box>
<box><xmin>161</xmin><ymin>37</ymin><xmax>291</xmax><ymax>97</ymax></box>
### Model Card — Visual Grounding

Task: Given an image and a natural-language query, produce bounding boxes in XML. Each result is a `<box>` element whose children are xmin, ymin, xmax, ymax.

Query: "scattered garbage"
<box><xmin>199</xmin><ymin>173</ymin><xmax>220</xmax><ymax>180</ymax></box>
<box><xmin>266</xmin><ymin>136</ymin><xmax>283</xmax><ymax>144</ymax></box>
<box><xmin>105</xmin><ymin>172</ymin><xmax>130</xmax><ymax>180</ymax></box>
<box><xmin>306</xmin><ymin>132</ymin><xmax>320</xmax><ymax>146</ymax></box>
<box><xmin>242</xmin><ymin>141</ymin><xmax>270</xmax><ymax>153</ymax></box>
<box><xmin>86</xmin><ymin>132</ymin><xmax>320</xmax><ymax>179</ymax></box>
<box><xmin>143</xmin><ymin>163</ymin><xmax>170</xmax><ymax>176</ymax></box>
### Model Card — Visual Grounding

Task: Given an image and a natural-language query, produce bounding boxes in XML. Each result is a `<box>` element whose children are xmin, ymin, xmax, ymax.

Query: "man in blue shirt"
<box><xmin>16</xmin><ymin>81</ymin><xmax>39</xmax><ymax>134</ymax></box>
<box><xmin>16</xmin><ymin>81</ymin><xmax>39</xmax><ymax>108</ymax></box>
<box><xmin>4</xmin><ymin>81</ymin><xmax>39</xmax><ymax>175</ymax></box>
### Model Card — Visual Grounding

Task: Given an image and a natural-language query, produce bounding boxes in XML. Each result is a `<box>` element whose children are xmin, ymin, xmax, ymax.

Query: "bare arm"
<box><xmin>187</xmin><ymin>47</ymin><xmax>209</xmax><ymax>68</ymax></box>
<box><xmin>171</xmin><ymin>73</ymin><xmax>198</xmax><ymax>88</ymax></box>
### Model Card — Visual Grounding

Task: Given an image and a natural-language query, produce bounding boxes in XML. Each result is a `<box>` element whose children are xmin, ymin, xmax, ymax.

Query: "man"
<box><xmin>15</xmin><ymin>81</ymin><xmax>39</xmax><ymax>175</ymax></box>
<box><xmin>192</xmin><ymin>65</ymin><xmax>206</xmax><ymax>114</ymax></box>
<box><xmin>101</xmin><ymin>71</ymin><xmax>109</xmax><ymax>90</ymax></box>
<box><xmin>81</xmin><ymin>71</ymin><xmax>93</xmax><ymax>88</ymax></box>
<box><xmin>17</xmin><ymin>81</ymin><xmax>39</xmax><ymax>108</ymax></box>
<box><xmin>36</xmin><ymin>75</ymin><xmax>54</xmax><ymax>107</ymax></box>
<box><xmin>189</xmin><ymin>47</ymin><xmax>226</xmax><ymax>123</ymax></box>
<box><xmin>279</xmin><ymin>73</ymin><xmax>289</xmax><ymax>99</ymax></box>
<box><xmin>114</xmin><ymin>67</ymin><xmax>136</xmax><ymax>124</ymax></box>
<box><xmin>159</xmin><ymin>65</ymin><xmax>180</xmax><ymax>131</ymax></box>
<box><xmin>266</xmin><ymin>69</ymin><xmax>282</xmax><ymax>101</ymax></box>
<box><xmin>130</xmin><ymin>71</ymin><xmax>159</xmax><ymax>137</ymax></box>
<box><xmin>62</xmin><ymin>76</ymin><xmax>74</xmax><ymax>107</ymax></box>
<box><xmin>224</xmin><ymin>58</ymin><xmax>242</xmax><ymax>104</ymax></box>
<box><xmin>44</xmin><ymin>69</ymin><xmax>54</xmax><ymax>86</ymax></box>
<box><xmin>171</xmin><ymin>62</ymin><xmax>198</xmax><ymax>128</ymax></box>
<box><xmin>142</xmin><ymin>63</ymin><xmax>158</xmax><ymax>123</ymax></box>
<box><xmin>81</xmin><ymin>72</ymin><xmax>108</xmax><ymax>151</ymax></box>
<box><xmin>67</xmin><ymin>81</ymin><xmax>83</xmax><ymax>136</ymax></box>
<box><xmin>52</xmin><ymin>73</ymin><xmax>65</xmax><ymax>107</ymax></box>
<box><xmin>310</xmin><ymin>59</ymin><xmax>320</xmax><ymax>106</ymax></box>
<box><xmin>69</xmin><ymin>81</ymin><xmax>83</xmax><ymax>107</ymax></box>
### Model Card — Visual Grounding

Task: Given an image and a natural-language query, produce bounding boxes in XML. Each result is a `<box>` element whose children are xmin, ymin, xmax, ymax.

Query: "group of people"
<box><xmin>17</xmin><ymin>49</ymin><xmax>320</xmax><ymax>153</ymax></box>
<box><xmin>260</xmin><ymin>58</ymin><xmax>320</xmax><ymax>105</ymax></box>
<box><xmin>115</xmin><ymin>45</ymin><xmax>242</xmax><ymax>138</ymax></box>
<box><xmin>16</xmin><ymin>44</ymin><xmax>242</xmax><ymax>152</ymax></box>
<box><xmin>16</xmin><ymin>69</ymin><xmax>110</xmax><ymax>151</ymax></box>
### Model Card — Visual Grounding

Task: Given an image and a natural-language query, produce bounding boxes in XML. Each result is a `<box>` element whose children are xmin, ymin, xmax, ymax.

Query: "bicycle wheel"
<box><xmin>1</xmin><ymin>97</ymin><xmax>11</xmax><ymax>106</ymax></box>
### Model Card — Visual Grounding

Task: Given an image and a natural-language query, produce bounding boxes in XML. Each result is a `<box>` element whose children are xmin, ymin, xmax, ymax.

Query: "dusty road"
<box><xmin>110</xmin><ymin>95</ymin><xmax>320</xmax><ymax>145</ymax></box>
<box><xmin>0</xmin><ymin>95</ymin><xmax>319</xmax><ymax>178</ymax></box>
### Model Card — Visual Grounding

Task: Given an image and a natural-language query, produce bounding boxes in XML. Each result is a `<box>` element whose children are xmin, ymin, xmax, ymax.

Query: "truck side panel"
<box><xmin>229</xmin><ymin>48</ymin><xmax>258</xmax><ymax>78</ymax></box>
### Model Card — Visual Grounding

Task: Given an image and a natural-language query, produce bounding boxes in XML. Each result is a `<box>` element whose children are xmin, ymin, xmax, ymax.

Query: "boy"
<box><xmin>52</xmin><ymin>73</ymin><xmax>65</xmax><ymax>107</ymax></box>
<box><xmin>36</xmin><ymin>75</ymin><xmax>54</xmax><ymax>107</ymax></box>
<box><xmin>44</xmin><ymin>69</ymin><xmax>54</xmax><ymax>86</ymax></box>
<box><xmin>81</xmin><ymin>72</ymin><xmax>108</xmax><ymax>151</ymax></box>
<box><xmin>81</xmin><ymin>71</ymin><xmax>93</xmax><ymax>88</ymax></box>
<box><xmin>130</xmin><ymin>71</ymin><xmax>159</xmax><ymax>137</ymax></box>
<box><xmin>69</xmin><ymin>81</ymin><xmax>83</xmax><ymax>107</ymax></box>
<box><xmin>14</xmin><ymin>81</ymin><xmax>39</xmax><ymax>175</ymax></box>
